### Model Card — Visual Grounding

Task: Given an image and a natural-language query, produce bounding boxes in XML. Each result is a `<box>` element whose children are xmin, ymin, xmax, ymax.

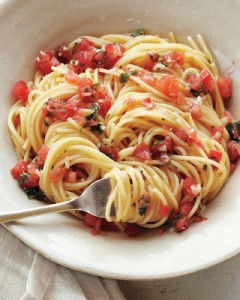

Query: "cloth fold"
<box><xmin>0</xmin><ymin>225</ymin><xmax>125</xmax><ymax>300</ymax></box>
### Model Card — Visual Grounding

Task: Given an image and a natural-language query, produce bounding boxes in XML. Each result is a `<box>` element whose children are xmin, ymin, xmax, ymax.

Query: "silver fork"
<box><xmin>0</xmin><ymin>178</ymin><xmax>113</xmax><ymax>223</ymax></box>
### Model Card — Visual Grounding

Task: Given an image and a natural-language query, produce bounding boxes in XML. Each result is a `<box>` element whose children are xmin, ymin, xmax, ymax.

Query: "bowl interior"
<box><xmin>1</xmin><ymin>0</ymin><xmax>240</xmax><ymax>280</ymax></box>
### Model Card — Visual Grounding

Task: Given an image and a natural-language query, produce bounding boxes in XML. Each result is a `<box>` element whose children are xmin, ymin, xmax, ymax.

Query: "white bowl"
<box><xmin>1</xmin><ymin>0</ymin><xmax>240</xmax><ymax>280</ymax></box>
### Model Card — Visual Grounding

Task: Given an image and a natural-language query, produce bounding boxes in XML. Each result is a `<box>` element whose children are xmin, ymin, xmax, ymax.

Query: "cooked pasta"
<box><xmin>8</xmin><ymin>31</ymin><xmax>238</xmax><ymax>235</ymax></box>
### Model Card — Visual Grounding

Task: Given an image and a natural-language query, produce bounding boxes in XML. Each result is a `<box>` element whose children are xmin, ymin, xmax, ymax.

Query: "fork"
<box><xmin>0</xmin><ymin>178</ymin><xmax>113</xmax><ymax>223</ymax></box>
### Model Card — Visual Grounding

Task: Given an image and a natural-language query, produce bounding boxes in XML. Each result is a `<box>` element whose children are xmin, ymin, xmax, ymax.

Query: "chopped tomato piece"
<box><xmin>98</xmin><ymin>97</ymin><xmax>111</xmax><ymax>117</ymax></box>
<box><xmin>156</xmin><ymin>75</ymin><xmax>179</xmax><ymax>98</ymax></box>
<box><xmin>178</xmin><ymin>201</ymin><xmax>194</xmax><ymax>216</ymax></box>
<box><xmin>84</xmin><ymin>213</ymin><xmax>102</xmax><ymax>235</ymax></box>
<box><xmin>186</xmin><ymin>73</ymin><xmax>201</xmax><ymax>91</ymax></box>
<box><xmin>200</xmin><ymin>70</ymin><xmax>214</xmax><ymax>93</ymax></box>
<box><xmin>49</xmin><ymin>167</ymin><xmax>68</xmax><ymax>183</ymax></box>
<box><xmin>173</xmin><ymin>128</ymin><xmax>188</xmax><ymax>142</ymax></box>
<box><xmin>208</xmin><ymin>149</ymin><xmax>222</xmax><ymax>162</ymax></box>
<box><xmin>217</xmin><ymin>76</ymin><xmax>232</xmax><ymax>100</ymax></box>
<box><xmin>19</xmin><ymin>173</ymin><xmax>39</xmax><ymax>188</ymax></box>
<box><xmin>144</xmin><ymin>53</ymin><xmax>159</xmax><ymax>70</ymax></box>
<box><xmin>227</xmin><ymin>141</ymin><xmax>240</xmax><ymax>163</ymax></box>
<box><xmin>187</xmin><ymin>70</ymin><xmax>214</xmax><ymax>94</ymax></box>
<box><xmin>10</xmin><ymin>160</ymin><xmax>28</xmax><ymax>180</ymax></box>
<box><xmin>14</xmin><ymin>115</ymin><xmax>21</xmax><ymax>127</ymax></box>
<box><xmin>141</xmin><ymin>97</ymin><xmax>155</xmax><ymax>109</ymax></box>
<box><xmin>186</xmin><ymin>128</ymin><xmax>203</xmax><ymax>148</ymax></box>
<box><xmin>99</xmin><ymin>144</ymin><xmax>120</xmax><ymax>161</ymax></box>
<box><xmin>158</xmin><ymin>205</ymin><xmax>170</xmax><ymax>217</ymax></box>
<box><xmin>182</xmin><ymin>178</ymin><xmax>200</xmax><ymax>197</ymax></box>
<box><xmin>176</xmin><ymin>92</ymin><xmax>187</xmax><ymax>105</ymax></box>
<box><xmin>27</xmin><ymin>163</ymin><xmax>39</xmax><ymax>181</ymax></box>
<box><xmin>65</xmin><ymin>169</ymin><xmax>78</xmax><ymax>183</ymax></box>
<box><xmin>78</xmin><ymin>78</ymin><xmax>94</xmax><ymax>99</ymax></box>
<box><xmin>175</xmin><ymin>215</ymin><xmax>189</xmax><ymax>232</ymax></box>
<box><xmin>125</xmin><ymin>223</ymin><xmax>141</xmax><ymax>237</ymax></box>
<box><xmin>132</xmin><ymin>142</ymin><xmax>152</xmax><ymax>161</ymax></box>
<box><xmin>36</xmin><ymin>145</ymin><xmax>49</xmax><ymax>165</ymax></box>
<box><xmin>162</xmin><ymin>51</ymin><xmax>185</xmax><ymax>66</ymax></box>
<box><xmin>13</xmin><ymin>80</ymin><xmax>29</xmax><ymax>102</ymax></box>
<box><xmin>55</xmin><ymin>43</ymin><xmax>70</xmax><ymax>63</ymax></box>
<box><xmin>138</xmin><ymin>70</ymin><xmax>156</xmax><ymax>87</ymax></box>
<box><xmin>64</xmin><ymin>71</ymin><xmax>80</xmax><ymax>84</ymax></box>
<box><xmin>36</xmin><ymin>50</ymin><xmax>60</xmax><ymax>75</ymax></box>
<box><xmin>190</xmin><ymin>103</ymin><xmax>202</xmax><ymax>120</ymax></box>
<box><xmin>211</xmin><ymin>125</ymin><xmax>224</xmax><ymax>142</ymax></box>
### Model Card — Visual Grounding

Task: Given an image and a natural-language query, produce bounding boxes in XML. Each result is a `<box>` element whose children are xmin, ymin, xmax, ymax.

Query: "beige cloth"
<box><xmin>0</xmin><ymin>225</ymin><xmax>125</xmax><ymax>300</ymax></box>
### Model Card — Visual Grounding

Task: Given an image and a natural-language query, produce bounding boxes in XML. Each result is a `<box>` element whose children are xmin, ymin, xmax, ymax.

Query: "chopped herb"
<box><xmin>23</xmin><ymin>187</ymin><xmax>45</xmax><ymax>200</ymax></box>
<box><xmin>119</xmin><ymin>70</ymin><xmax>137</xmax><ymax>83</ymax></box>
<box><xmin>44</xmin><ymin>120</ymin><xmax>49</xmax><ymax>127</ymax></box>
<box><xmin>226</xmin><ymin>121</ymin><xmax>240</xmax><ymax>141</ymax></box>
<box><xmin>87</xmin><ymin>103</ymin><xmax>99</xmax><ymax>121</ymax></box>
<box><xmin>139</xmin><ymin>200</ymin><xmax>150</xmax><ymax>215</ymax></box>
<box><xmin>203</xmin><ymin>164</ymin><xmax>208</xmax><ymax>171</ymax></box>
<box><xmin>90</xmin><ymin>123</ymin><xmax>103</xmax><ymax>134</ymax></box>
<box><xmin>131</xmin><ymin>29</ymin><xmax>145</xmax><ymax>37</ymax></box>
<box><xmin>18</xmin><ymin>173</ymin><xmax>28</xmax><ymax>185</ymax></box>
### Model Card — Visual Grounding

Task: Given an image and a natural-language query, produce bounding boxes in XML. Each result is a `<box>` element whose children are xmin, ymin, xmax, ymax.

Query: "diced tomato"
<box><xmin>187</xmin><ymin>70</ymin><xmax>214</xmax><ymax>94</ymax></box>
<box><xmin>182</xmin><ymin>178</ymin><xmax>199</xmax><ymax>197</ymax></box>
<box><xmin>99</xmin><ymin>144</ymin><xmax>120</xmax><ymax>161</ymax></box>
<box><xmin>42</xmin><ymin>98</ymin><xmax>80</xmax><ymax>121</ymax></box>
<box><xmin>78</xmin><ymin>78</ymin><xmax>94</xmax><ymax>99</ymax></box>
<box><xmin>158</xmin><ymin>205</ymin><xmax>170</xmax><ymax>217</ymax></box>
<box><xmin>19</xmin><ymin>173</ymin><xmax>39</xmax><ymax>188</ymax></box>
<box><xmin>138</xmin><ymin>70</ymin><xmax>156</xmax><ymax>87</ymax></box>
<box><xmin>36</xmin><ymin>145</ymin><xmax>49</xmax><ymax>165</ymax></box>
<box><xmin>190</xmin><ymin>103</ymin><xmax>202</xmax><ymax>120</ymax></box>
<box><xmin>227</xmin><ymin>141</ymin><xmax>240</xmax><ymax>163</ymax></box>
<box><xmin>10</xmin><ymin>160</ymin><xmax>28</xmax><ymax>180</ymax></box>
<box><xmin>65</xmin><ymin>169</ymin><xmax>78</xmax><ymax>183</ymax></box>
<box><xmin>200</xmin><ymin>70</ymin><xmax>214</xmax><ymax>93</ymax></box>
<box><xmin>36</xmin><ymin>50</ymin><xmax>60</xmax><ymax>75</ymax></box>
<box><xmin>217</xmin><ymin>76</ymin><xmax>232</xmax><ymax>100</ymax></box>
<box><xmin>164</xmin><ymin>136</ymin><xmax>173</xmax><ymax>152</ymax></box>
<box><xmin>211</xmin><ymin>125</ymin><xmax>224</xmax><ymax>142</ymax></box>
<box><xmin>64</xmin><ymin>71</ymin><xmax>80</xmax><ymax>84</ymax></box>
<box><xmin>162</xmin><ymin>51</ymin><xmax>185</xmax><ymax>66</ymax></box>
<box><xmin>72</xmin><ymin>115</ymin><xmax>87</xmax><ymax>126</ymax></box>
<box><xmin>186</xmin><ymin>128</ymin><xmax>203</xmax><ymax>148</ymax></box>
<box><xmin>49</xmin><ymin>167</ymin><xmax>68</xmax><ymax>183</ymax></box>
<box><xmin>175</xmin><ymin>215</ymin><xmax>189</xmax><ymax>232</ymax></box>
<box><xmin>132</xmin><ymin>142</ymin><xmax>152</xmax><ymax>161</ymax></box>
<box><xmin>71</xmin><ymin>49</ymin><xmax>96</xmax><ymax>73</ymax></box>
<box><xmin>55</xmin><ymin>43</ymin><xmax>70</xmax><ymax>63</ymax></box>
<box><xmin>104</xmin><ymin>43</ymin><xmax>125</xmax><ymax>68</ymax></box>
<box><xmin>84</xmin><ymin>213</ymin><xmax>102</xmax><ymax>235</ymax></box>
<box><xmin>176</xmin><ymin>92</ymin><xmax>187</xmax><ymax>105</ymax></box>
<box><xmin>141</xmin><ymin>97</ymin><xmax>155</xmax><ymax>109</ymax></box>
<box><xmin>14</xmin><ymin>115</ymin><xmax>21</xmax><ymax>127</ymax></box>
<box><xmin>27</xmin><ymin>163</ymin><xmax>39</xmax><ymax>181</ymax></box>
<box><xmin>178</xmin><ymin>201</ymin><xmax>194</xmax><ymax>216</ymax></box>
<box><xmin>93</xmin><ymin>50</ymin><xmax>108</xmax><ymax>66</ymax></box>
<box><xmin>74</xmin><ymin>38</ymin><xmax>93</xmax><ymax>53</ymax></box>
<box><xmin>208</xmin><ymin>149</ymin><xmax>222</xmax><ymax>162</ymax></box>
<box><xmin>144</xmin><ymin>53</ymin><xmax>159</xmax><ymax>70</ymax></box>
<box><xmin>173</xmin><ymin>128</ymin><xmax>188</xmax><ymax>142</ymax></box>
<box><xmin>186</xmin><ymin>72</ymin><xmax>202</xmax><ymax>91</ymax></box>
<box><xmin>156</xmin><ymin>75</ymin><xmax>179</xmax><ymax>98</ymax></box>
<box><xmin>98</xmin><ymin>97</ymin><xmax>111</xmax><ymax>117</ymax></box>
<box><xmin>125</xmin><ymin>223</ymin><xmax>141</xmax><ymax>237</ymax></box>
<box><xmin>13</xmin><ymin>80</ymin><xmax>29</xmax><ymax>102</ymax></box>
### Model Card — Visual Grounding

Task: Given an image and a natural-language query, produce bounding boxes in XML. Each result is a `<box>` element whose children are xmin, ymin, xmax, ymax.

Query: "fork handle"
<box><xmin>0</xmin><ymin>200</ymin><xmax>74</xmax><ymax>223</ymax></box>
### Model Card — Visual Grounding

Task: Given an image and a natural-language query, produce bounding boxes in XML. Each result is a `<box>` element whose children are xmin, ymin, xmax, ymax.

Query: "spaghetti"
<box><xmin>8</xmin><ymin>31</ymin><xmax>239</xmax><ymax>236</ymax></box>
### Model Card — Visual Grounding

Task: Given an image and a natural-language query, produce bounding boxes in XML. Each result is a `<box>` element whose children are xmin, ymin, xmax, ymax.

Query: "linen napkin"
<box><xmin>0</xmin><ymin>225</ymin><xmax>125</xmax><ymax>300</ymax></box>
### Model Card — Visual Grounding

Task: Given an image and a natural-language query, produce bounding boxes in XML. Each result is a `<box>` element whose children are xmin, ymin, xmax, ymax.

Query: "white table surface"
<box><xmin>118</xmin><ymin>254</ymin><xmax>240</xmax><ymax>300</ymax></box>
<box><xmin>1</xmin><ymin>223</ymin><xmax>240</xmax><ymax>300</ymax></box>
